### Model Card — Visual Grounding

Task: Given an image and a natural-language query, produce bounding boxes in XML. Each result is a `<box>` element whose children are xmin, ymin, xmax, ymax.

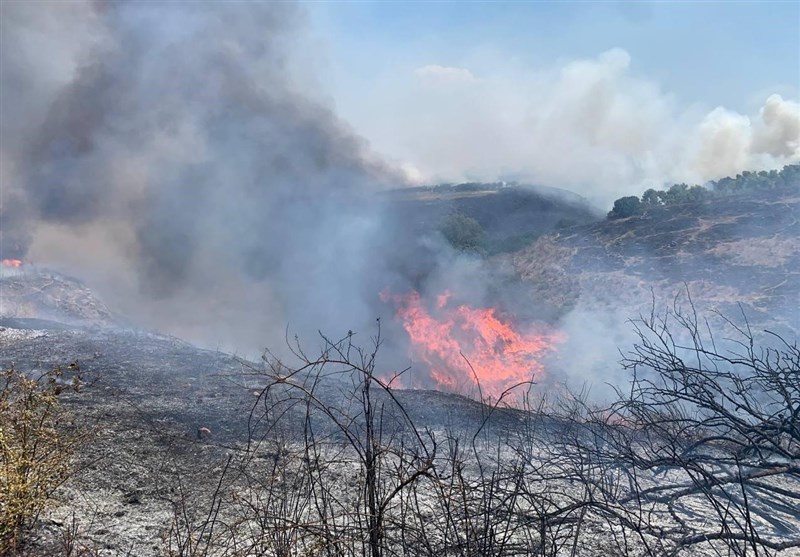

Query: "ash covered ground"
<box><xmin>2</xmin><ymin>2</ymin><xmax>799</xmax><ymax>554</ymax></box>
<box><xmin>2</xmin><ymin>268</ymin><xmax>799</xmax><ymax>556</ymax></box>
<box><xmin>0</xmin><ymin>269</ymin><xmax>526</xmax><ymax>555</ymax></box>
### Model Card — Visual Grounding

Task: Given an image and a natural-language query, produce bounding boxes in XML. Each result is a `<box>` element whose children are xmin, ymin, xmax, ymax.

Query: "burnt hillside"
<box><xmin>383</xmin><ymin>183</ymin><xmax>602</xmax><ymax>254</ymax></box>
<box><xmin>513</xmin><ymin>187</ymin><xmax>800</xmax><ymax>334</ymax></box>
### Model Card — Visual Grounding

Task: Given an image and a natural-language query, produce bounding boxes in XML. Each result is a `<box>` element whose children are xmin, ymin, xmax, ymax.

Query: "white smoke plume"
<box><xmin>358</xmin><ymin>48</ymin><xmax>799</xmax><ymax>206</ymax></box>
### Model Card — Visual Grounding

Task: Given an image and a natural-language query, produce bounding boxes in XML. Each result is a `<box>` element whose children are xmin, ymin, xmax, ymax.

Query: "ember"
<box><xmin>382</xmin><ymin>289</ymin><xmax>564</xmax><ymax>400</ymax></box>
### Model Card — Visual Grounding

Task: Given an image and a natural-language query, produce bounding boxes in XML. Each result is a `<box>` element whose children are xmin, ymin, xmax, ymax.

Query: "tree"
<box><xmin>440</xmin><ymin>212</ymin><xmax>486</xmax><ymax>253</ymax></box>
<box><xmin>641</xmin><ymin>188</ymin><xmax>662</xmax><ymax>207</ymax></box>
<box><xmin>713</xmin><ymin>164</ymin><xmax>799</xmax><ymax>195</ymax></box>
<box><xmin>664</xmin><ymin>183</ymin><xmax>690</xmax><ymax>204</ymax></box>
<box><xmin>243</xmin><ymin>327</ymin><xmax>437</xmax><ymax>557</ymax></box>
<box><xmin>686</xmin><ymin>184</ymin><xmax>710</xmax><ymax>202</ymax></box>
<box><xmin>607</xmin><ymin>196</ymin><xmax>643</xmax><ymax>219</ymax></box>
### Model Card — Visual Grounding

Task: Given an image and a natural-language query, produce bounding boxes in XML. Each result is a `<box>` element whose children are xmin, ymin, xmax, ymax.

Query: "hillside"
<box><xmin>512</xmin><ymin>186</ymin><xmax>800</xmax><ymax>334</ymax></box>
<box><xmin>0</xmin><ymin>272</ymin><xmax>529</xmax><ymax>555</ymax></box>
<box><xmin>2</xmin><ymin>278</ymin><xmax>798</xmax><ymax>556</ymax></box>
<box><xmin>2</xmin><ymin>199</ymin><xmax>800</xmax><ymax>555</ymax></box>
<box><xmin>2</xmin><ymin>178</ymin><xmax>799</xmax><ymax>556</ymax></box>
<box><xmin>382</xmin><ymin>182</ymin><xmax>601</xmax><ymax>254</ymax></box>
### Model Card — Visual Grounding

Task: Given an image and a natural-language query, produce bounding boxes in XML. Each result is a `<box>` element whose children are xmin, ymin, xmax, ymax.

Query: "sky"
<box><xmin>307</xmin><ymin>1</ymin><xmax>800</xmax><ymax>203</ymax></box>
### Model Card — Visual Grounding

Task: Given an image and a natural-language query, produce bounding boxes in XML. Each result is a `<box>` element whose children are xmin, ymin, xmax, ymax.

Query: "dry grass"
<box><xmin>512</xmin><ymin>236</ymin><xmax>580</xmax><ymax>309</ymax></box>
<box><xmin>707</xmin><ymin>236</ymin><xmax>800</xmax><ymax>268</ymax></box>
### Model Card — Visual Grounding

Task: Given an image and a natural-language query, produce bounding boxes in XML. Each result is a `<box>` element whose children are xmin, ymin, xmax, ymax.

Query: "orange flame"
<box><xmin>382</xmin><ymin>289</ymin><xmax>565</xmax><ymax>401</ymax></box>
<box><xmin>1</xmin><ymin>259</ymin><xmax>22</xmax><ymax>268</ymax></box>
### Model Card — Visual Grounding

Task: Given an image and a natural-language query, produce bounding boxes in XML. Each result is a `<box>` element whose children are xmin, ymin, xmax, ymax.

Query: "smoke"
<box><xmin>351</xmin><ymin>48</ymin><xmax>800</xmax><ymax>206</ymax></box>
<box><xmin>3</xmin><ymin>3</ymin><xmax>795</xmax><ymax>398</ymax></box>
<box><xmin>752</xmin><ymin>94</ymin><xmax>800</xmax><ymax>158</ymax></box>
<box><xmin>1</xmin><ymin>1</ymin><xmax>405</xmax><ymax>351</ymax></box>
<box><xmin>541</xmin><ymin>306</ymin><xmax>637</xmax><ymax>402</ymax></box>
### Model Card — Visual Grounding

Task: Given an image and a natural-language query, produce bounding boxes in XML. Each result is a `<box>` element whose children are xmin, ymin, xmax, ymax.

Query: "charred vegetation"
<box><xmin>2</xmin><ymin>289</ymin><xmax>799</xmax><ymax>556</ymax></box>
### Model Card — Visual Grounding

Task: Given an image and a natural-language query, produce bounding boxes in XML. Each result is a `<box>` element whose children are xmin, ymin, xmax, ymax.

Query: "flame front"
<box><xmin>1</xmin><ymin>259</ymin><xmax>22</xmax><ymax>268</ymax></box>
<box><xmin>382</xmin><ymin>290</ymin><xmax>564</xmax><ymax>400</ymax></box>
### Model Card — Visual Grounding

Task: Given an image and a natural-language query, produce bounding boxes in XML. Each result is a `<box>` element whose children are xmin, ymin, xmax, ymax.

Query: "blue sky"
<box><xmin>305</xmin><ymin>1</ymin><xmax>799</xmax><ymax>199</ymax></box>
<box><xmin>310</xmin><ymin>1</ymin><xmax>798</xmax><ymax>111</ymax></box>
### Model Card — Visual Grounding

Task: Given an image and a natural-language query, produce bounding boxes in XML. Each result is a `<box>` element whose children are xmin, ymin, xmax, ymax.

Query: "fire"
<box><xmin>1</xmin><ymin>259</ymin><xmax>22</xmax><ymax>268</ymax></box>
<box><xmin>382</xmin><ymin>289</ymin><xmax>565</xmax><ymax>401</ymax></box>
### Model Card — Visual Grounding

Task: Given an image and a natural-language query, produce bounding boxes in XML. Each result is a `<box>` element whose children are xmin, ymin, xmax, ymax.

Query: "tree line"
<box><xmin>608</xmin><ymin>164</ymin><xmax>800</xmax><ymax>220</ymax></box>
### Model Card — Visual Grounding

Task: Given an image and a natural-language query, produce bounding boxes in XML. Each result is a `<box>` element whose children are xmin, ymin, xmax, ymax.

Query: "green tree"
<box><xmin>663</xmin><ymin>183</ymin><xmax>690</xmax><ymax>204</ymax></box>
<box><xmin>440</xmin><ymin>212</ymin><xmax>486</xmax><ymax>253</ymax></box>
<box><xmin>641</xmin><ymin>188</ymin><xmax>662</xmax><ymax>207</ymax></box>
<box><xmin>607</xmin><ymin>196</ymin><xmax>643</xmax><ymax>219</ymax></box>
<box><xmin>686</xmin><ymin>184</ymin><xmax>711</xmax><ymax>202</ymax></box>
<box><xmin>780</xmin><ymin>163</ymin><xmax>800</xmax><ymax>187</ymax></box>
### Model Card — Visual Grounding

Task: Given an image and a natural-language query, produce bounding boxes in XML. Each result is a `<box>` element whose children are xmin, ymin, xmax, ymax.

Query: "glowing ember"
<box><xmin>382</xmin><ymin>289</ymin><xmax>564</xmax><ymax>400</ymax></box>
<box><xmin>1</xmin><ymin>259</ymin><xmax>22</xmax><ymax>268</ymax></box>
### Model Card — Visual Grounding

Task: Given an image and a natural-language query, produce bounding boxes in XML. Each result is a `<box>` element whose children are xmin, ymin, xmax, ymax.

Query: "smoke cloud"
<box><xmin>351</xmin><ymin>48</ymin><xmax>799</xmax><ymax>206</ymax></box>
<box><xmin>1</xmin><ymin>1</ymin><xmax>405</xmax><ymax>351</ymax></box>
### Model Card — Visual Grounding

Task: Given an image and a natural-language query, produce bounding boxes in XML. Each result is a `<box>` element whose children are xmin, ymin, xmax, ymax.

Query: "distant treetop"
<box><xmin>608</xmin><ymin>164</ymin><xmax>799</xmax><ymax>220</ymax></box>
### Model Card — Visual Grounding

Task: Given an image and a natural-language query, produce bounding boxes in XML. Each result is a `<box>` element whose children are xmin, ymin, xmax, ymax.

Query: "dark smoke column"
<box><xmin>0</xmin><ymin>1</ymin><xmax>405</xmax><ymax>349</ymax></box>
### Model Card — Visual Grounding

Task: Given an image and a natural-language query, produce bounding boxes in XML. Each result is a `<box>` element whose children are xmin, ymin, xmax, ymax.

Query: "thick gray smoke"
<box><xmin>1</xmin><ymin>2</ymin><xmax>408</xmax><ymax>351</ymax></box>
